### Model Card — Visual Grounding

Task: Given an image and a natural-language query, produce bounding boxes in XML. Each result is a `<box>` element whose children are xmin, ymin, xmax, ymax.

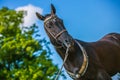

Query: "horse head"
<box><xmin>36</xmin><ymin>4</ymin><xmax>73</xmax><ymax>48</ymax></box>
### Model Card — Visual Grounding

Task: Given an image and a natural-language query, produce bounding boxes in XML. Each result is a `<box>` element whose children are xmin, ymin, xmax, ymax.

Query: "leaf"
<box><xmin>0</xmin><ymin>7</ymin><xmax>60</xmax><ymax>80</ymax></box>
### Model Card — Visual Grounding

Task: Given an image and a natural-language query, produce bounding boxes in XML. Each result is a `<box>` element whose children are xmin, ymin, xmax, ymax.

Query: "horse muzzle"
<box><xmin>62</xmin><ymin>37</ymin><xmax>74</xmax><ymax>48</ymax></box>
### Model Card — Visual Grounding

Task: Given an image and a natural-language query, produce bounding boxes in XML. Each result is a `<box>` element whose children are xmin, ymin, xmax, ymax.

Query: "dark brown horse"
<box><xmin>36</xmin><ymin>4</ymin><xmax>120</xmax><ymax>80</ymax></box>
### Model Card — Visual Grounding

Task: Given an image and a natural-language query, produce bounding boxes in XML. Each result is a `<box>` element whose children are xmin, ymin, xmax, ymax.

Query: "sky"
<box><xmin>0</xmin><ymin>0</ymin><xmax>120</xmax><ymax>80</ymax></box>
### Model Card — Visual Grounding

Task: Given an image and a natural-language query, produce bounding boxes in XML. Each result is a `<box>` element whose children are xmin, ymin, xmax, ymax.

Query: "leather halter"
<box><xmin>67</xmin><ymin>40</ymin><xmax>88</xmax><ymax>79</ymax></box>
<box><xmin>44</xmin><ymin>16</ymin><xmax>67</xmax><ymax>40</ymax></box>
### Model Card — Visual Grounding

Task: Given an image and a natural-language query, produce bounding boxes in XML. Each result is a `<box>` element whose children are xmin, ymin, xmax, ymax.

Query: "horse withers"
<box><xmin>36</xmin><ymin>4</ymin><xmax>120</xmax><ymax>80</ymax></box>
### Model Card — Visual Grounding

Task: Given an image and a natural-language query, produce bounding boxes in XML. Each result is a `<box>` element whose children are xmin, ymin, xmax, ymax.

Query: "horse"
<box><xmin>36</xmin><ymin>4</ymin><xmax>120</xmax><ymax>80</ymax></box>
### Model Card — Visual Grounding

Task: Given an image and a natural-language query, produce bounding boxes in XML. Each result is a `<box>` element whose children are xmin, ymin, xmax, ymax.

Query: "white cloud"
<box><xmin>15</xmin><ymin>4</ymin><xmax>43</xmax><ymax>27</ymax></box>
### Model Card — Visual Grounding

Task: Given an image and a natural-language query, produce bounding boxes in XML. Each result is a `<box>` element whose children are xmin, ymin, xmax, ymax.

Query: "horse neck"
<box><xmin>55</xmin><ymin>39</ymin><xmax>84</xmax><ymax>62</ymax></box>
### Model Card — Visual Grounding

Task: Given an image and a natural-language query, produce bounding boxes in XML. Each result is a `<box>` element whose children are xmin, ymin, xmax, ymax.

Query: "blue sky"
<box><xmin>0</xmin><ymin>0</ymin><xmax>120</xmax><ymax>80</ymax></box>
<box><xmin>1</xmin><ymin>0</ymin><xmax>120</xmax><ymax>40</ymax></box>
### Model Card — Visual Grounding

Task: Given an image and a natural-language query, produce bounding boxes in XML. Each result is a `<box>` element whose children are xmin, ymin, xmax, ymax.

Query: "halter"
<box><xmin>44</xmin><ymin>16</ymin><xmax>67</xmax><ymax>42</ymax></box>
<box><xmin>44</xmin><ymin>16</ymin><xmax>88</xmax><ymax>79</ymax></box>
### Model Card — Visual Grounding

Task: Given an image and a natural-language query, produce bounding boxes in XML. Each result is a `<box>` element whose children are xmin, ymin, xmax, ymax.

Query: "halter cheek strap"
<box><xmin>67</xmin><ymin>40</ymin><xmax>89</xmax><ymax>79</ymax></box>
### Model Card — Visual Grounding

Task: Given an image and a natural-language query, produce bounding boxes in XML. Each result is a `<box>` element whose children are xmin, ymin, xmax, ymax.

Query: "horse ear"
<box><xmin>36</xmin><ymin>12</ymin><xmax>45</xmax><ymax>21</ymax></box>
<box><xmin>51</xmin><ymin>4</ymin><xmax>56</xmax><ymax>15</ymax></box>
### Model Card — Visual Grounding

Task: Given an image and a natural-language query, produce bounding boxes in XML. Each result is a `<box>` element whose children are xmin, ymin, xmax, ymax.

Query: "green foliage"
<box><xmin>0</xmin><ymin>7</ymin><xmax>59</xmax><ymax>80</ymax></box>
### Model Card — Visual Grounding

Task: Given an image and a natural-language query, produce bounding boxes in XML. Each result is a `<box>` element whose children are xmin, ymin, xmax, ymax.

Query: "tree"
<box><xmin>0</xmin><ymin>7</ymin><xmax>59</xmax><ymax>80</ymax></box>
